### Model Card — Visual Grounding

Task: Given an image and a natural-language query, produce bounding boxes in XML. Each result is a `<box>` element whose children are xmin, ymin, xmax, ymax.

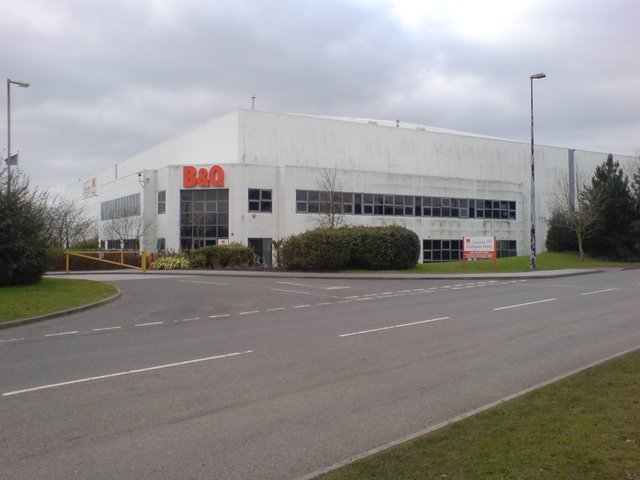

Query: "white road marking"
<box><xmin>135</xmin><ymin>322</ymin><xmax>164</xmax><ymax>327</ymax></box>
<box><xmin>180</xmin><ymin>317</ymin><xmax>201</xmax><ymax>322</ymax></box>
<box><xmin>44</xmin><ymin>331</ymin><xmax>78</xmax><ymax>337</ymax></box>
<box><xmin>239</xmin><ymin>311</ymin><xmax>260</xmax><ymax>315</ymax></box>
<box><xmin>354</xmin><ymin>298</ymin><xmax>372</xmax><ymax>301</ymax></box>
<box><xmin>272</xmin><ymin>288</ymin><xmax>312</xmax><ymax>295</ymax></box>
<box><xmin>0</xmin><ymin>338</ymin><xmax>24</xmax><ymax>344</ymax></box>
<box><xmin>293</xmin><ymin>304</ymin><xmax>311</xmax><ymax>308</ymax></box>
<box><xmin>581</xmin><ymin>288</ymin><xmax>618</xmax><ymax>296</ymax></box>
<box><xmin>493</xmin><ymin>298</ymin><xmax>556</xmax><ymax>311</ymax></box>
<box><xmin>93</xmin><ymin>326</ymin><xmax>122</xmax><ymax>332</ymax></box>
<box><xmin>337</xmin><ymin>300</ymin><xmax>352</xmax><ymax>304</ymax></box>
<box><xmin>277</xmin><ymin>281</ymin><xmax>351</xmax><ymax>290</ymax></box>
<box><xmin>316</xmin><ymin>302</ymin><xmax>334</xmax><ymax>306</ymax></box>
<box><xmin>340</xmin><ymin>316</ymin><xmax>449</xmax><ymax>338</ymax></box>
<box><xmin>209</xmin><ymin>314</ymin><xmax>230</xmax><ymax>319</ymax></box>
<box><xmin>180</xmin><ymin>280</ymin><xmax>230</xmax><ymax>286</ymax></box>
<box><xmin>2</xmin><ymin>350</ymin><xmax>254</xmax><ymax>397</ymax></box>
<box><xmin>345</xmin><ymin>295</ymin><xmax>360</xmax><ymax>299</ymax></box>
<box><xmin>266</xmin><ymin>307</ymin><xmax>286</xmax><ymax>312</ymax></box>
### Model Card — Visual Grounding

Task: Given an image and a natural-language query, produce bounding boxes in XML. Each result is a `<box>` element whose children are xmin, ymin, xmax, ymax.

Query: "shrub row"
<box><xmin>193</xmin><ymin>244</ymin><xmax>254</xmax><ymax>268</ymax></box>
<box><xmin>281</xmin><ymin>225</ymin><xmax>419</xmax><ymax>271</ymax></box>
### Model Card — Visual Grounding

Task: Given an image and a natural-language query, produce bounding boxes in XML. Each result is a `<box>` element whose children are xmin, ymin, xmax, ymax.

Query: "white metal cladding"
<box><xmin>65</xmin><ymin>109</ymin><xmax>637</xmax><ymax>259</ymax></box>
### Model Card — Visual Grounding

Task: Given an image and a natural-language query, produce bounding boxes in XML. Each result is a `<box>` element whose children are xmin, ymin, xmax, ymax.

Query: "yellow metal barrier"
<box><xmin>65</xmin><ymin>250</ymin><xmax>148</xmax><ymax>273</ymax></box>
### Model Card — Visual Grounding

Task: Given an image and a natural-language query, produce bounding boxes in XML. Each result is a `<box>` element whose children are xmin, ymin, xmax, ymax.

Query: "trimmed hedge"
<box><xmin>281</xmin><ymin>225</ymin><xmax>420</xmax><ymax>271</ymax></box>
<box><xmin>195</xmin><ymin>244</ymin><xmax>254</xmax><ymax>268</ymax></box>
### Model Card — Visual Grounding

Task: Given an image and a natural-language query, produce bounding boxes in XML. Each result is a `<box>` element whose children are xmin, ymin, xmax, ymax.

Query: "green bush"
<box><xmin>280</xmin><ymin>228</ymin><xmax>355</xmax><ymax>270</ymax></box>
<box><xmin>0</xmin><ymin>172</ymin><xmax>48</xmax><ymax>286</ymax></box>
<box><xmin>545</xmin><ymin>224</ymin><xmax>578</xmax><ymax>253</ymax></box>
<box><xmin>195</xmin><ymin>244</ymin><xmax>254</xmax><ymax>268</ymax></box>
<box><xmin>281</xmin><ymin>225</ymin><xmax>420</xmax><ymax>271</ymax></box>
<box><xmin>151</xmin><ymin>255</ymin><xmax>191</xmax><ymax>270</ymax></box>
<box><xmin>72</xmin><ymin>238</ymin><xmax>100</xmax><ymax>250</ymax></box>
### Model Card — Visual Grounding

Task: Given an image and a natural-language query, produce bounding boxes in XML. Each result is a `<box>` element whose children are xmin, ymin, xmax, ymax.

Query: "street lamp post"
<box><xmin>6</xmin><ymin>78</ymin><xmax>30</xmax><ymax>195</ymax></box>
<box><xmin>529</xmin><ymin>72</ymin><xmax>546</xmax><ymax>271</ymax></box>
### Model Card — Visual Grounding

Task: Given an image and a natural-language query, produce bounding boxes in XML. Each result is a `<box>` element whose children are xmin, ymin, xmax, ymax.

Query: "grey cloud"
<box><xmin>1</xmin><ymin>0</ymin><xmax>638</xmax><ymax>192</ymax></box>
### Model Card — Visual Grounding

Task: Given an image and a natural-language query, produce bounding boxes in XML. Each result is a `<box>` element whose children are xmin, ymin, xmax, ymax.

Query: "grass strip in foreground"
<box><xmin>318</xmin><ymin>349</ymin><xmax>640</xmax><ymax>480</ymax></box>
<box><xmin>0</xmin><ymin>278</ymin><xmax>118</xmax><ymax>323</ymax></box>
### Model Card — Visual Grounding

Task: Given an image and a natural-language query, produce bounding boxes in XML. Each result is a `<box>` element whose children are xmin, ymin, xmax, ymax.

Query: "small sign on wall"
<box><xmin>217</xmin><ymin>238</ymin><xmax>229</xmax><ymax>246</ymax></box>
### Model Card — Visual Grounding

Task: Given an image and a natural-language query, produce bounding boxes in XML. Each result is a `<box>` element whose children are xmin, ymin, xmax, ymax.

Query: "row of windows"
<box><xmin>422</xmin><ymin>239</ymin><xmax>518</xmax><ymax>263</ymax></box>
<box><xmin>137</xmin><ymin>188</ymin><xmax>517</xmax><ymax>221</ymax></box>
<box><xmin>99</xmin><ymin>239</ymin><xmax>140</xmax><ymax>251</ymax></box>
<box><xmin>100</xmin><ymin>193</ymin><xmax>140</xmax><ymax>220</ymax></box>
<box><xmin>295</xmin><ymin>190</ymin><xmax>516</xmax><ymax>220</ymax></box>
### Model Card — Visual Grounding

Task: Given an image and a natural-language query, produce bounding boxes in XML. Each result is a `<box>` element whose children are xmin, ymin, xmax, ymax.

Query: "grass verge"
<box><xmin>0</xmin><ymin>278</ymin><xmax>118</xmax><ymax>324</ymax></box>
<box><xmin>404</xmin><ymin>251</ymin><xmax>640</xmax><ymax>274</ymax></box>
<box><xmin>317</xmin><ymin>349</ymin><xmax>640</xmax><ymax>480</ymax></box>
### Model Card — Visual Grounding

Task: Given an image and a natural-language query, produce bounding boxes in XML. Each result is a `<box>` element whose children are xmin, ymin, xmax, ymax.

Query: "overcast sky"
<box><xmin>1</xmin><ymin>0</ymin><xmax>639</xmax><ymax>193</ymax></box>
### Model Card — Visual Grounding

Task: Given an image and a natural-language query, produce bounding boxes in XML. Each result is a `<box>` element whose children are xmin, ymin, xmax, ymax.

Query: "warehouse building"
<box><xmin>65</xmin><ymin>109</ymin><xmax>634</xmax><ymax>264</ymax></box>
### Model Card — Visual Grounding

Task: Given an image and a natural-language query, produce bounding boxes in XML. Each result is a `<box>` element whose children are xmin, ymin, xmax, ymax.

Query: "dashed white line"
<box><xmin>345</xmin><ymin>296</ymin><xmax>361</xmax><ymax>299</ymax></box>
<box><xmin>277</xmin><ymin>281</ymin><xmax>351</xmax><ymax>290</ymax></box>
<box><xmin>354</xmin><ymin>297</ymin><xmax>373</xmax><ymax>301</ymax></box>
<box><xmin>180</xmin><ymin>280</ymin><xmax>230</xmax><ymax>286</ymax></box>
<box><xmin>44</xmin><ymin>331</ymin><xmax>78</xmax><ymax>337</ymax></box>
<box><xmin>316</xmin><ymin>302</ymin><xmax>334</xmax><ymax>306</ymax></box>
<box><xmin>135</xmin><ymin>322</ymin><xmax>164</xmax><ymax>327</ymax></box>
<box><xmin>93</xmin><ymin>326</ymin><xmax>122</xmax><ymax>332</ymax></box>
<box><xmin>2</xmin><ymin>350</ymin><xmax>254</xmax><ymax>397</ymax></box>
<box><xmin>337</xmin><ymin>300</ymin><xmax>352</xmax><ymax>304</ymax></box>
<box><xmin>293</xmin><ymin>304</ymin><xmax>311</xmax><ymax>309</ymax></box>
<box><xmin>208</xmin><ymin>314</ymin><xmax>230</xmax><ymax>319</ymax></box>
<box><xmin>266</xmin><ymin>307</ymin><xmax>286</xmax><ymax>312</ymax></box>
<box><xmin>0</xmin><ymin>338</ymin><xmax>24</xmax><ymax>344</ymax></box>
<box><xmin>273</xmin><ymin>288</ymin><xmax>312</xmax><ymax>295</ymax></box>
<box><xmin>180</xmin><ymin>317</ymin><xmax>201</xmax><ymax>322</ymax></box>
<box><xmin>340</xmin><ymin>316</ymin><xmax>449</xmax><ymax>338</ymax></box>
<box><xmin>581</xmin><ymin>288</ymin><xmax>618</xmax><ymax>296</ymax></box>
<box><xmin>239</xmin><ymin>311</ymin><xmax>260</xmax><ymax>315</ymax></box>
<box><xmin>493</xmin><ymin>298</ymin><xmax>556</xmax><ymax>311</ymax></box>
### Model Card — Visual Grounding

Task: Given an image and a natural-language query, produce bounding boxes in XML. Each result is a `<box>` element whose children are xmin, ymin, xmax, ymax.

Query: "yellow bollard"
<box><xmin>141</xmin><ymin>249</ymin><xmax>147</xmax><ymax>272</ymax></box>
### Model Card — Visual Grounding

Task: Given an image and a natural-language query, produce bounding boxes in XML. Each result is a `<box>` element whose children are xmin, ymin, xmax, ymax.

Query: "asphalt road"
<box><xmin>1</xmin><ymin>270</ymin><xmax>639</xmax><ymax>479</ymax></box>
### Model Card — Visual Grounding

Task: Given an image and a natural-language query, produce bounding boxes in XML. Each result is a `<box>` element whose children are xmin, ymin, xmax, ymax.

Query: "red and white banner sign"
<box><xmin>463</xmin><ymin>236</ymin><xmax>496</xmax><ymax>259</ymax></box>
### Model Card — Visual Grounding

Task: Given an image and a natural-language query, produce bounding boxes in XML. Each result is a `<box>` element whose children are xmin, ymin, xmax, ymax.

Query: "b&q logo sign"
<box><xmin>183</xmin><ymin>165</ymin><xmax>225</xmax><ymax>188</ymax></box>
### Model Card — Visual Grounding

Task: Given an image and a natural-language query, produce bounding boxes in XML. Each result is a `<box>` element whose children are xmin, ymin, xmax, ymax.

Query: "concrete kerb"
<box><xmin>0</xmin><ymin>287</ymin><xmax>122</xmax><ymax>330</ymax></box>
<box><xmin>46</xmin><ymin>267</ymin><xmax>608</xmax><ymax>281</ymax></box>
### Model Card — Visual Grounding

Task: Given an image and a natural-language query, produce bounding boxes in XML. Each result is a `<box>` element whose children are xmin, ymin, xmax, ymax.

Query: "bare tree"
<box><xmin>100</xmin><ymin>215</ymin><xmax>151</xmax><ymax>250</ymax></box>
<box><xmin>315</xmin><ymin>167</ymin><xmax>345</xmax><ymax>229</ymax></box>
<box><xmin>46</xmin><ymin>196</ymin><xmax>95</xmax><ymax>248</ymax></box>
<box><xmin>547</xmin><ymin>167</ymin><xmax>604</xmax><ymax>260</ymax></box>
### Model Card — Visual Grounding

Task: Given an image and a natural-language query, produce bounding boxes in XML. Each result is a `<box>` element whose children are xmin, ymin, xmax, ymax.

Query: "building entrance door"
<box><xmin>248</xmin><ymin>238</ymin><xmax>272</xmax><ymax>266</ymax></box>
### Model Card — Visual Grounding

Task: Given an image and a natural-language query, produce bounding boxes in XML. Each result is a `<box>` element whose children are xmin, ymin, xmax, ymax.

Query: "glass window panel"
<box><xmin>248</xmin><ymin>189</ymin><xmax>260</xmax><ymax>200</ymax></box>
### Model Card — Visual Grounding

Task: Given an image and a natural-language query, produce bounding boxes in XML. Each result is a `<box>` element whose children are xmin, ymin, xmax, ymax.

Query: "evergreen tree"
<box><xmin>0</xmin><ymin>169</ymin><xmax>49</xmax><ymax>286</ymax></box>
<box><xmin>584</xmin><ymin>154</ymin><xmax>636</xmax><ymax>259</ymax></box>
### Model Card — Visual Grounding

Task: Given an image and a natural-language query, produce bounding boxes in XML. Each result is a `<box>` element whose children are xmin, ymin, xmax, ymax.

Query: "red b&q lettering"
<box><xmin>183</xmin><ymin>166</ymin><xmax>197</xmax><ymax>187</ymax></box>
<box><xmin>182</xmin><ymin>165</ymin><xmax>225</xmax><ymax>188</ymax></box>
